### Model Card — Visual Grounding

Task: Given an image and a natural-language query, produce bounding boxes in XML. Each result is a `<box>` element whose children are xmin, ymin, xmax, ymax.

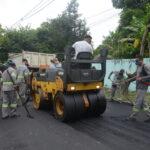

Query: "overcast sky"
<box><xmin>0</xmin><ymin>0</ymin><xmax>121</xmax><ymax>48</ymax></box>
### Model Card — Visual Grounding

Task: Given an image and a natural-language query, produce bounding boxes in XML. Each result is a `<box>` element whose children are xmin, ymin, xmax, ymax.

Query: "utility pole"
<box><xmin>140</xmin><ymin>24</ymin><xmax>150</xmax><ymax>56</ymax></box>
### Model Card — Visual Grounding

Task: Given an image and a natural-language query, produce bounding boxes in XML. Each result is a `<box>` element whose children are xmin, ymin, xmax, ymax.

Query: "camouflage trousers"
<box><xmin>2</xmin><ymin>91</ymin><xmax>17</xmax><ymax>118</ymax></box>
<box><xmin>0</xmin><ymin>88</ymin><xmax>2</xmax><ymax>108</ymax></box>
<box><xmin>18</xmin><ymin>83</ymin><xmax>27</xmax><ymax>104</ymax></box>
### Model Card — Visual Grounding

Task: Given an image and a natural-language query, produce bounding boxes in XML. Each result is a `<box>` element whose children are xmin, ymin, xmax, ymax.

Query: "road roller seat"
<box><xmin>73</xmin><ymin>52</ymin><xmax>93</xmax><ymax>69</ymax></box>
<box><xmin>63</xmin><ymin>47</ymin><xmax>106</xmax><ymax>84</ymax></box>
<box><xmin>76</xmin><ymin>52</ymin><xmax>93</xmax><ymax>60</ymax></box>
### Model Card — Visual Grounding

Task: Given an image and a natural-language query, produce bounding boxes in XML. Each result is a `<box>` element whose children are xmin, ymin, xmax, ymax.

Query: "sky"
<box><xmin>0</xmin><ymin>0</ymin><xmax>121</xmax><ymax>48</ymax></box>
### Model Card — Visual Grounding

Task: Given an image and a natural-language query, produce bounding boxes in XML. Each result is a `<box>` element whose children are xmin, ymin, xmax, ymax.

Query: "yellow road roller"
<box><xmin>31</xmin><ymin>48</ymin><xmax>108</xmax><ymax>121</ymax></box>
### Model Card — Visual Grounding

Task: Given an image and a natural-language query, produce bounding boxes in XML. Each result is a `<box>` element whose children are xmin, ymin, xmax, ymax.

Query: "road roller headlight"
<box><xmin>96</xmin><ymin>85</ymin><xmax>100</xmax><ymax>89</ymax></box>
<box><xmin>70</xmin><ymin>86</ymin><xmax>75</xmax><ymax>91</ymax></box>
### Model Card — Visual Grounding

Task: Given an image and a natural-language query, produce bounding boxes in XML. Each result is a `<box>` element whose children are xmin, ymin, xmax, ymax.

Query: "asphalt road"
<box><xmin>0</xmin><ymin>101</ymin><xmax>150</xmax><ymax>150</ymax></box>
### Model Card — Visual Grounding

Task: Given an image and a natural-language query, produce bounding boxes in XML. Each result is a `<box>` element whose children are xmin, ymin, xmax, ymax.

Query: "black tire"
<box><xmin>87</xmin><ymin>91</ymin><xmax>107</xmax><ymax>116</ymax></box>
<box><xmin>73</xmin><ymin>94</ymin><xmax>85</xmax><ymax>119</ymax></box>
<box><xmin>96</xmin><ymin>91</ymin><xmax>107</xmax><ymax>115</ymax></box>
<box><xmin>47</xmin><ymin>93</ymin><xmax>54</xmax><ymax>111</ymax></box>
<box><xmin>40</xmin><ymin>99</ymin><xmax>52</xmax><ymax>110</ymax></box>
<box><xmin>87</xmin><ymin>92</ymin><xmax>98</xmax><ymax>116</ymax></box>
<box><xmin>65</xmin><ymin>94</ymin><xmax>76</xmax><ymax>120</ymax></box>
<box><xmin>54</xmin><ymin>92</ymin><xmax>76</xmax><ymax>122</ymax></box>
<box><xmin>37</xmin><ymin>89</ymin><xmax>51</xmax><ymax>110</ymax></box>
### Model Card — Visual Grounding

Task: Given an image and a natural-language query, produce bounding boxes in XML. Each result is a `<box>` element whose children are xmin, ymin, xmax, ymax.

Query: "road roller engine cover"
<box><xmin>31</xmin><ymin>48</ymin><xmax>108</xmax><ymax>122</ymax></box>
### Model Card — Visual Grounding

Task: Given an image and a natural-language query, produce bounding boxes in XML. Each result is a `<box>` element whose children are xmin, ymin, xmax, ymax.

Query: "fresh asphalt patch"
<box><xmin>0</xmin><ymin>101</ymin><xmax>150</xmax><ymax>150</ymax></box>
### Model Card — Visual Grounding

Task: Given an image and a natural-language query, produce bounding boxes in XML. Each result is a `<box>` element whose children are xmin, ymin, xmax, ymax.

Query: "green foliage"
<box><xmin>99</xmin><ymin>1</ymin><xmax>150</xmax><ymax>58</ymax></box>
<box><xmin>36</xmin><ymin>0</ymin><xmax>88</xmax><ymax>54</ymax></box>
<box><xmin>0</xmin><ymin>48</ymin><xmax>8</xmax><ymax>63</ymax></box>
<box><xmin>3</xmin><ymin>26</ymin><xmax>38</xmax><ymax>53</ymax></box>
<box><xmin>0</xmin><ymin>38</ymin><xmax>9</xmax><ymax>63</ymax></box>
<box><xmin>112</xmin><ymin>0</ymin><xmax>149</xmax><ymax>9</ymax></box>
<box><xmin>0</xmin><ymin>25</ymin><xmax>9</xmax><ymax>62</ymax></box>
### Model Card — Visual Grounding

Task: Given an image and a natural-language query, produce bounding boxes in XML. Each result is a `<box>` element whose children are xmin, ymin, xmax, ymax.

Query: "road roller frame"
<box><xmin>31</xmin><ymin>48</ymin><xmax>108</xmax><ymax>122</ymax></box>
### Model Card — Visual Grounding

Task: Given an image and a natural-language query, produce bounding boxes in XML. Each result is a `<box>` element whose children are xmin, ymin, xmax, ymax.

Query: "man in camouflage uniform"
<box><xmin>1</xmin><ymin>61</ymin><xmax>17</xmax><ymax>119</ymax></box>
<box><xmin>127</xmin><ymin>56</ymin><xmax>150</xmax><ymax>121</ymax></box>
<box><xmin>16</xmin><ymin>59</ymin><xmax>30</xmax><ymax>104</ymax></box>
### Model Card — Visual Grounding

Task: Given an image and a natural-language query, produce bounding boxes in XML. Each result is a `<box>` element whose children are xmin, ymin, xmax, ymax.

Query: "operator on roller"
<box><xmin>72</xmin><ymin>35</ymin><xmax>93</xmax><ymax>59</ymax></box>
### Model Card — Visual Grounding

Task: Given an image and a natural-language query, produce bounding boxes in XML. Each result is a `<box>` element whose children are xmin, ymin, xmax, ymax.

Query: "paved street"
<box><xmin>0</xmin><ymin>101</ymin><xmax>150</xmax><ymax>150</ymax></box>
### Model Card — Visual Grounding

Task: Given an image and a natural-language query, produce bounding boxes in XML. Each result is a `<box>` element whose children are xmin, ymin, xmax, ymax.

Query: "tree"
<box><xmin>0</xmin><ymin>25</ymin><xmax>8</xmax><ymax>63</ymax></box>
<box><xmin>36</xmin><ymin>0</ymin><xmax>89</xmax><ymax>54</ymax></box>
<box><xmin>140</xmin><ymin>23</ymin><xmax>150</xmax><ymax>55</ymax></box>
<box><xmin>98</xmin><ymin>1</ymin><xmax>150</xmax><ymax>58</ymax></box>
<box><xmin>112</xmin><ymin>0</ymin><xmax>148</xmax><ymax>9</ymax></box>
<box><xmin>0</xmin><ymin>46</ymin><xmax>8</xmax><ymax>63</ymax></box>
<box><xmin>5</xmin><ymin>26</ymin><xmax>37</xmax><ymax>53</ymax></box>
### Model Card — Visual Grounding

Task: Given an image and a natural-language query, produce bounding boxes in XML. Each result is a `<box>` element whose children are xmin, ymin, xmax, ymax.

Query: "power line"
<box><xmin>20</xmin><ymin>0</ymin><xmax>45</xmax><ymax>21</ymax></box>
<box><xmin>89</xmin><ymin>17</ymin><xmax>118</xmax><ymax>30</ymax></box>
<box><xmin>12</xmin><ymin>0</ymin><xmax>119</xmax><ymax>30</ymax></box>
<box><xmin>86</xmin><ymin>8</ymin><xmax>114</xmax><ymax>19</ymax></box>
<box><xmin>12</xmin><ymin>0</ymin><xmax>56</xmax><ymax>27</ymax></box>
<box><xmin>12</xmin><ymin>0</ymin><xmax>46</xmax><ymax>27</ymax></box>
<box><xmin>23</xmin><ymin>0</ymin><xmax>55</xmax><ymax>20</ymax></box>
<box><xmin>88</xmin><ymin>13</ymin><xmax>119</xmax><ymax>27</ymax></box>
